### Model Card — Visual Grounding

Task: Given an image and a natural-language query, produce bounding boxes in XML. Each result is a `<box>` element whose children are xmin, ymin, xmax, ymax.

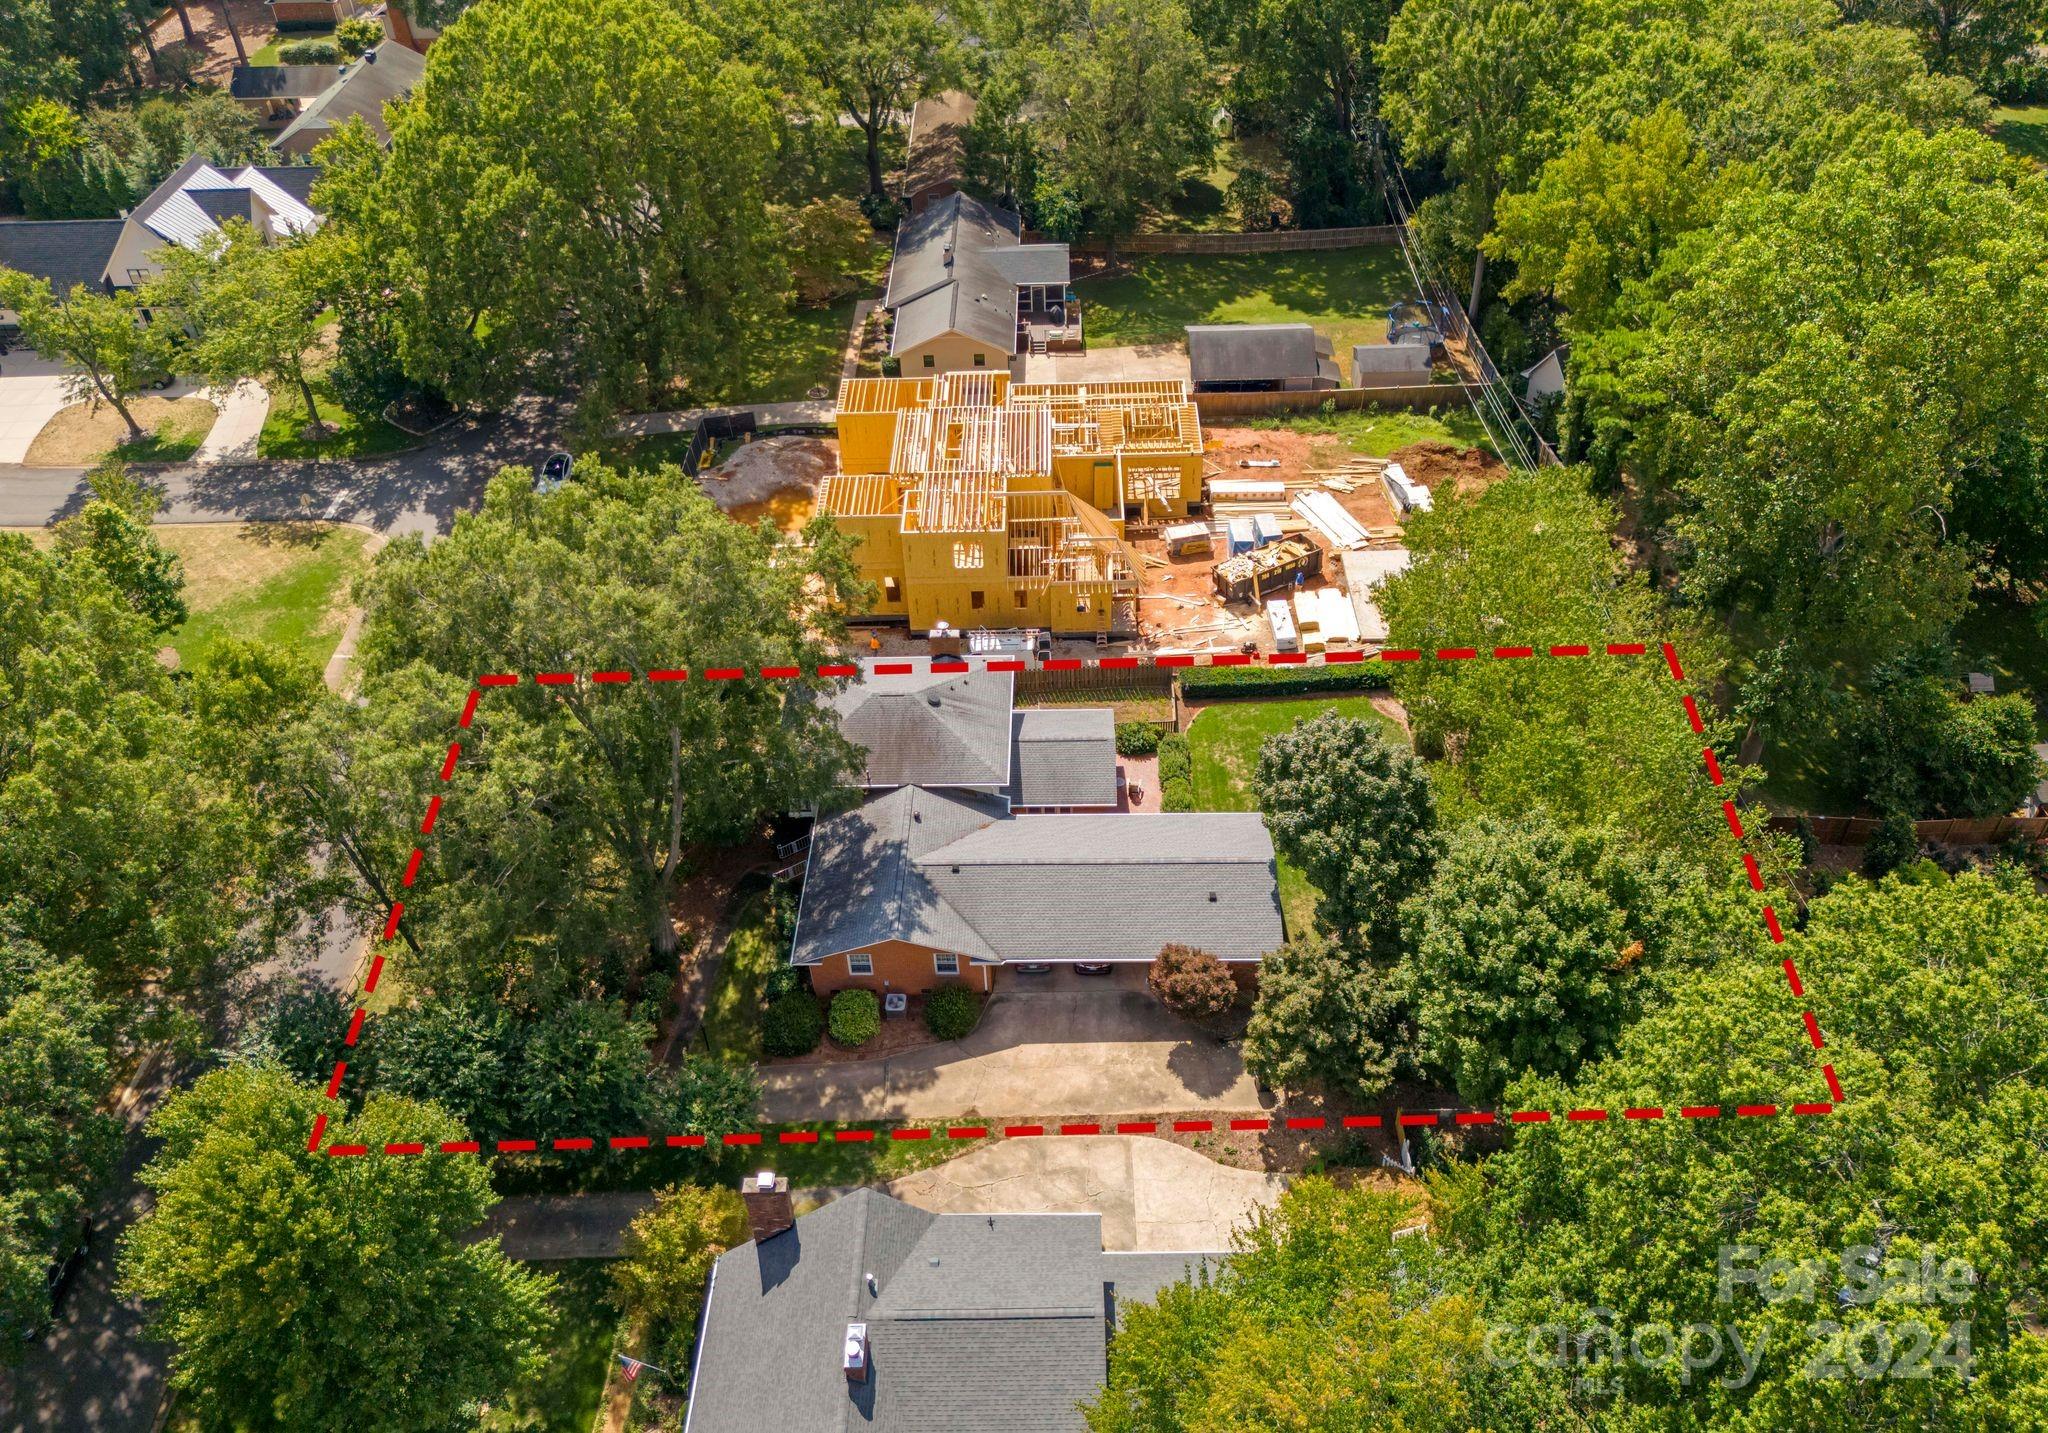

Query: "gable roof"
<box><xmin>827</xmin><ymin>668</ymin><xmax>1015</xmax><ymax>789</ymax></box>
<box><xmin>132</xmin><ymin>157</ymin><xmax>321</xmax><ymax>249</ymax></box>
<box><xmin>1186</xmin><ymin>323</ymin><xmax>1335</xmax><ymax>385</ymax></box>
<box><xmin>688</xmin><ymin>1189</ymin><xmax>1216</xmax><ymax>1433</ymax></box>
<box><xmin>1008</xmin><ymin>708</ymin><xmax>1117</xmax><ymax>808</ymax></box>
<box><xmin>904</xmin><ymin>90</ymin><xmax>976</xmax><ymax>200</ymax></box>
<box><xmin>791</xmin><ymin>788</ymin><xmax>1283</xmax><ymax>965</ymax></box>
<box><xmin>275</xmin><ymin>42</ymin><xmax>427</xmax><ymax>150</ymax></box>
<box><xmin>229</xmin><ymin>63</ymin><xmax>343</xmax><ymax>99</ymax></box>
<box><xmin>886</xmin><ymin>192</ymin><xmax>1028</xmax><ymax>356</ymax></box>
<box><xmin>0</xmin><ymin>220</ymin><xmax>125</xmax><ymax>296</ymax></box>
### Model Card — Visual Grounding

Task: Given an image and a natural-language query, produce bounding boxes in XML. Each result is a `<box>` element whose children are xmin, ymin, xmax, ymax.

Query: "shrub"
<box><xmin>1115</xmin><ymin>721</ymin><xmax>1161</xmax><ymax>756</ymax></box>
<box><xmin>1178</xmin><ymin>663</ymin><xmax>1391</xmax><ymax>698</ymax></box>
<box><xmin>1863</xmin><ymin>809</ymin><xmax>1920</xmax><ymax>878</ymax></box>
<box><xmin>612</xmin><ymin>1185</ymin><xmax>749</xmax><ymax>1371</ymax></box>
<box><xmin>334</xmin><ymin>16</ymin><xmax>382</xmax><ymax>57</ymax></box>
<box><xmin>880</xmin><ymin>354</ymin><xmax>901</xmax><ymax>376</ymax></box>
<box><xmin>828</xmin><ymin>988</ymin><xmax>881</xmax><ymax>1047</ymax></box>
<box><xmin>762</xmin><ymin>991</ymin><xmax>823</xmax><ymax>1056</ymax></box>
<box><xmin>278</xmin><ymin>38</ymin><xmax>342</xmax><ymax>64</ymax></box>
<box><xmin>1158</xmin><ymin>731</ymin><xmax>1194</xmax><ymax>811</ymax></box>
<box><xmin>1148</xmin><ymin>943</ymin><xmax>1238</xmax><ymax>1021</ymax></box>
<box><xmin>924</xmin><ymin>983</ymin><xmax>982</xmax><ymax>1040</ymax></box>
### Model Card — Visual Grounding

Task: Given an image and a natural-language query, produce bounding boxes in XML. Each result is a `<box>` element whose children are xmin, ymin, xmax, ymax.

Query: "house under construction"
<box><xmin>825</xmin><ymin>373</ymin><xmax>1205</xmax><ymax>636</ymax></box>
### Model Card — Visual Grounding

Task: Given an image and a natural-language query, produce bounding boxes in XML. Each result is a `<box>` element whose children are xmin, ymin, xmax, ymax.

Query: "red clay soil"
<box><xmin>144</xmin><ymin>2</ymin><xmax>277</xmax><ymax>87</ymax></box>
<box><xmin>1387</xmin><ymin>439</ymin><xmax>1507</xmax><ymax>501</ymax></box>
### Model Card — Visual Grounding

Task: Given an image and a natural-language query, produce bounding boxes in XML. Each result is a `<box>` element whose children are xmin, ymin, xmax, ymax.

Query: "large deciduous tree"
<box><xmin>0</xmin><ymin>271</ymin><xmax>171</xmax><ymax>440</ymax></box>
<box><xmin>347</xmin><ymin>463</ymin><xmax>864</xmax><ymax>962</ymax></box>
<box><xmin>120</xmin><ymin>1066</ymin><xmax>555</xmax><ymax>1431</ymax></box>
<box><xmin>804</xmin><ymin>0</ymin><xmax>959</xmax><ymax>203</ymax></box>
<box><xmin>368</xmin><ymin>0</ymin><xmax>788</xmax><ymax>423</ymax></box>
<box><xmin>1035</xmin><ymin>0</ymin><xmax>1215</xmax><ymax>249</ymax></box>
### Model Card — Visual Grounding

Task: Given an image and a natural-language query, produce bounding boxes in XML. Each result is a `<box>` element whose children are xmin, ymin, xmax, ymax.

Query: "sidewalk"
<box><xmin>612</xmin><ymin>397</ymin><xmax>835</xmax><ymax>439</ymax></box>
<box><xmin>192</xmin><ymin>381</ymin><xmax>269</xmax><ymax>465</ymax></box>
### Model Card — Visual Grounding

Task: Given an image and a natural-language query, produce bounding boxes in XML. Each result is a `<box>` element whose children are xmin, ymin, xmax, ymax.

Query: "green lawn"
<box><xmin>1185</xmin><ymin>695</ymin><xmax>1409</xmax><ymax>934</ymax></box>
<box><xmin>157</xmin><ymin>522</ymin><xmax>375</xmax><ymax>673</ymax></box>
<box><xmin>1991</xmin><ymin>106</ymin><xmax>2048</xmax><ymax>168</ymax></box>
<box><xmin>701</xmin><ymin>886</ymin><xmax>783</xmax><ymax>1065</ymax></box>
<box><xmin>1248</xmin><ymin>403</ymin><xmax>1494</xmax><ymax>457</ymax></box>
<box><xmin>258</xmin><ymin>377</ymin><xmax>414</xmax><ymax>460</ymax></box>
<box><xmin>248</xmin><ymin>27</ymin><xmax>336</xmax><ymax>66</ymax></box>
<box><xmin>1075</xmin><ymin>248</ymin><xmax>1416</xmax><ymax>379</ymax></box>
<box><xmin>1953</xmin><ymin>594</ymin><xmax>2048</xmax><ymax>733</ymax></box>
<box><xmin>481</xmin><ymin>1261</ymin><xmax>621</xmax><ymax>1433</ymax></box>
<box><xmin>689</xmin><ymin>298</ymin><xmax>860</xmax><ymax>406</ymax></box>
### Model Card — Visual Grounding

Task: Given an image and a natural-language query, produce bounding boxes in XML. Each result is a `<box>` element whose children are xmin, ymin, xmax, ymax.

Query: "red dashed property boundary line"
<box><xmin>303</xmin><ymin>641</ymin><xmax>1838</xmax><ymax>1160</ymax></box>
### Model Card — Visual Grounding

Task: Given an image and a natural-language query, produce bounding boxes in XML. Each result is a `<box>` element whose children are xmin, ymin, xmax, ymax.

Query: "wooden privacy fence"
<box><xmin>1193</xmin><ymin>384</ymin><xmax>1467</xmax><ymax>419</ymax></box>
<box><xmin>1016</xmin><ymin>665</ymin><xmax>1174</xmax><ymax>703</ymax></box>
<box><xmin>1768</xmin><ymin>814</ymin><xmax>2048</xmax><ymax>846</ymax></box>
<box><xmin>1070</xmin><ymin>225</ymin><xmax>1405</xmax><ymax>256</ymax></box>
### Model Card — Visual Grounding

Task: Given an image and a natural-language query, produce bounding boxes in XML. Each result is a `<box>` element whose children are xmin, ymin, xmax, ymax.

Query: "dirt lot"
<box><xmin>697</xmin><ymin>434</ymin><xmax>835</xmax><ymax>533</ymax></box>
<box><xmin>1388</xmin><ymin>438</ymin><xmax>1506</xmax><ymax>501</ymax></box>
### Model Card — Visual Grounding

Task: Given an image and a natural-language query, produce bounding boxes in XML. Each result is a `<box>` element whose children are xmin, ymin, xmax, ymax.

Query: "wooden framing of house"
<box><xmin>825</xmin><ymin>375</ymin><xmax>1204</xmax><ymax>635</ymax></box>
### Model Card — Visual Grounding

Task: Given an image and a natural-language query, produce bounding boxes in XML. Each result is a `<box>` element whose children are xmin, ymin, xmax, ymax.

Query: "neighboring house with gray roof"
<box><xmin>1186</xmin><ymin>323</ymin><xmax>1341</xmax><ymax>392</ymax></box>
<box><xmin>825</xmin><ymin>666</ymin><xmax>1117</xmax><ymax>811</ymax></box>
<box><xmin>884</xmin><ymin>191</ymin><xmax>1071</xmax><ymax>376</ymax></box>
<box><xmin>685</xmin><ymin>1183</ymin><xmax>1220</xmax><ymax>1433</ymax></box>
<box><xmin>272</xmin><ymin>43</ymin><xmax>427</xmax><ymax>156</ymax></box>
<box><xmin>790</xmin><ymin>784</ymin><xmax>1283</xmax><ymax>997</ymax></box>
<box><xmin>0</xmin><ymin>220</ymin><xmax>125</xmax><ymax>324</ymax></box>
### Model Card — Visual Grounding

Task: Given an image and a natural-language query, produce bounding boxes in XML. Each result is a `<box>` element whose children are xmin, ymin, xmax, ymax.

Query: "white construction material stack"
<box><xmin>1317</xmin><ymin>585</ymin><xmax>1360</xmax><ymax>645</ymax></box>
<box><xmin>1210</xmin><ymin>479</ymin><xmax>1288</xmax><ymax>502</ymax></box>
<box><xmin>1382</xmin><ymin>462</ymin><xmax>1433</xmax><ymax>514</ymax></box>
<box><xmin>1289</xmin><ymin>490</ymin><xmax>1371</xmax><ymax>551</ymax></box>
<box><xmin>1265</xmin><ymin>598</ymin><xmax>1298</xmax><ymax>653</ymax></box>
<box><xmin>1293</xmin><ymin>590</ymin><xmax>1325</xmax><ymax>654</ymax></box>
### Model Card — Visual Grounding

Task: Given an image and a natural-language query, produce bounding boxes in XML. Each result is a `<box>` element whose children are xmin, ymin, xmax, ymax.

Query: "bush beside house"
<box><xmin>1158</xmin><ymin>732</ymin><xmax>1194</xmax><ymax>811</ymax></box>
<box><xmin>1148</xmin><ymin>943</ymin><xmax>1238</xmax><ymax>1021</ymax></box>
<box><xmin>1115</xmin><ymin>721</ymin><xmax>1162</xmax><ymax>755</ymax></box>
<box><xmin>763</xmin><ymin>991</ymin><xmax>824</xmax><ymax>1056</ymax></box>
<box><xmin>923</xmin><ymin>984</ymin><xmax>982</xmax><ymax>1039</ymax></box>
<box><xmin>828</xmin><ymin>989</ymin><xmax>881</xmax><ymax>1048</ymax></box>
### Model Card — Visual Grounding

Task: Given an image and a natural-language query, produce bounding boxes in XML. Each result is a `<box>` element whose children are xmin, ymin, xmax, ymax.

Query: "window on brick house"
<box><xmin>848</xmin><ymin>952</ymin><xmax>873</xmax><ymax>975</ymax></box>
<box><xmin>934</xmin><ymin>953</ymin><xmax>959</xmax><ymax>975</ymax></box>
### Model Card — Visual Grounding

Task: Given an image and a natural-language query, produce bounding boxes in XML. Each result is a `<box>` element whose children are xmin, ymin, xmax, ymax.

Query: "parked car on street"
<box><xmin>535</xmin><ymin>451</ymin><xmax>574</xmax><ymax>494</ymax></box>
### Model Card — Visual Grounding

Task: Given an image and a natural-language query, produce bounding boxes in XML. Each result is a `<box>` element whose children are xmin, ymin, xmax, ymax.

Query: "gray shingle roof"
<box><xmin>1009</xmin><ymin>708</ymin><xmax>1117</xmax><ymax>808</ymax></box>
<box><xmin>828</xmin><ymin>669</ymin><xmax>1015</xmax><ymax>789</ymax></box>
<box><xmin>988</xmin><ymin>244</ymin><xmax>1071</xmax><ymax>288</ymax></box>
<box><xmin>886</xmin><ymin>192</ymin><xmax>1030</xmax><ymax>356</ymax></box>
<box><xmin>0</xmin><ymin>219</ymin><xmax>124</xmax><ymax>296</ymax></box>
<box><xmin>274</xmin><ymin>43</ymin><xmax>426</xmax><ymax>149</ymax></box>
<box><xmin>1102</xmin><ymin>1251</ymin><xmax>1223</xmax><ymax>1318</ymax></box>
<box><xmin>688</xmin><ymin>1190</ymin><xmax>1218</xmax><ymax>1433</ymax></box>
<box><xmin>1187</xmin><ymin>323</ymin><xmax>1333</xmax><ymax>385</ymax></box>
<box><xmin>791</xmin><ymin>786</ymin><xmax>1008</xmax><ymax>965</ymax></box>
<box><xmin>792</xmin><ymin>790</ymin><xmax>1283</xmax><ymax>965</ymax></box>
<box><xmin>229</xmin><ymin>63</ymin><xmax>342</xmax><ymax>99</ymax></box>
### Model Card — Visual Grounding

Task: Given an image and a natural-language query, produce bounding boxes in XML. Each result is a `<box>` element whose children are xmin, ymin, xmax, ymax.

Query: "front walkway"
<box><xmin>759</xmin><ymin>990</ymin><xmax>1262</xmax><ymax>1122</ymax></box>
<box><xmin>192</xmin><ymin>380</ymin><xmax>270</xmax><ymax>465</ymax></box>
<box><xmin>885</xmin><ymin>1134</ymin><xmax>1286</xmax><ymax>1250</ymax></box>
<box><xmin>613</xmin><ymin>398</ymin><xmax>835</xmax><ymax>439</ymax></box>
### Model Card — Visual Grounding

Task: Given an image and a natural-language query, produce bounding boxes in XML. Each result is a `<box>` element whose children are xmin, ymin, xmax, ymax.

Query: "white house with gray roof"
<box><xmin>884</xmin><ymin>192</ymin><xmax>1073</xmax><ymax>375</ymax></box>
<box><xmin>684</xmin><ymin>1183</ymin><xmax>1220</xmax><ymax>1433</ymax></box>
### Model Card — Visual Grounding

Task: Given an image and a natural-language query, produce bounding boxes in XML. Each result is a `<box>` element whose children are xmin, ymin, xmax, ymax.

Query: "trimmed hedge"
<box><xmin>278</xmin><ymin>38</ymin><xmax>342</xmax><ymax>63</ymax></box>
<box><xmin>762</xmin><ymin>991</ymin><xmax>823</xmax><ymax>1056</ymax></box>
<box><xmin>1158</xmin><ymin>731</ymin><xmax>1194</xmax><ymax>812</ymax></box>
<box><xmin>1115</xmin><ymin>720</ymin><xmax>1162</xmax><ymax>756</ymax></box>
<box><xmin>828</xmin><ymin>988</ymin><xmax>881</xmax><ymax>1047</ymax></box>
<box><xmin>1179</xmin><ymin>663</ymin><xmax>1391</xmax><ymax>698</ymax></box>
<box><xmin>924</xmin><ymin>983</ymin><xmax>982</xmax><ymax>1040</ymax></box>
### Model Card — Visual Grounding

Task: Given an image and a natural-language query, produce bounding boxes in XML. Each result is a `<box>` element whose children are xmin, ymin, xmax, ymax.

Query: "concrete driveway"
<box><xmin>759</xmin><ymin>990</ymin><xmax>1263</xmax><ymax>1122</ymax></box>
<box><xmin>885</xmin><ymin>1134</ymin><xmax>1284</xmax><ymax>1250</ymax></box>
<box><xmin>0</xmin><ymin>351</ymin><xmax>74</xmax><ymax>463</ymax></box>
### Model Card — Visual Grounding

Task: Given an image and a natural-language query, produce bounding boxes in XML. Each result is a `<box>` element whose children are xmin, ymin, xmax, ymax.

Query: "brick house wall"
<box><xmin>271</xmin><ymin>0</ymin><xmax>359</xmax><ymax>28</ymax></box>
<box><xmin>807</xmin><ymin>938</ymin><xmax>993</xmax><ymax>999</ymax></box>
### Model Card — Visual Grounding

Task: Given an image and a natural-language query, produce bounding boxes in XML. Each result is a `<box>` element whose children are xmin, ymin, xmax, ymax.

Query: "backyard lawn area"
<box><xmin>701</xmin><ymin>884</ymin><xmax>785</xmax><ymax>1065</ymax></box>
<box><xmin>1075</xmin><ymin>248</ymin><xmax>1415</xmax><ymax>380</ymax></box>
<box><xmin>479</xmin><ymin>1260</ymin><xmax>621</xmax><ymax>1433</ymax></box>
<box><xmin>1249</xmin><ymin>403</ymin><xmax>1493</xmax><ymax>456</ymax></box>
<box><xmin>1992</xmin><ymin>106</ymin><xmax>2048</xmax><ymax>168</ymax></box>
<box><xmin>258</xmin><ymin>376</ymin><xmax>413</xmax><ymax>460</ymax></box>
<box><xmin>248</xmin><ymin>26</ymin><xmax>334</xmax><ymax>66</ymax></box>
<box><xmin>690</xmin><ymin>297</ymin><xmax>861</xmax><ymax>406</ymax></box>
<box><xmin>1186</xmin><ymin>694</ymin><xmax>1408</xmax><ymax>933</ymax></box>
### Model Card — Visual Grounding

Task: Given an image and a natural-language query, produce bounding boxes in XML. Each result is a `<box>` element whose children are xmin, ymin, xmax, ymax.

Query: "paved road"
<box><xmin>0</xmin><ymin>393</ymin><xmax>570</xmax><ymax>538</ymax></box>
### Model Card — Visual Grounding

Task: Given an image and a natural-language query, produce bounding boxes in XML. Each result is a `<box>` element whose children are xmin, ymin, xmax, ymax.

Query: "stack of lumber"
<box><xmin>1291</xmin><ymin>491</ymin><xmax>1371</xmax><ymax>551</ymax></box>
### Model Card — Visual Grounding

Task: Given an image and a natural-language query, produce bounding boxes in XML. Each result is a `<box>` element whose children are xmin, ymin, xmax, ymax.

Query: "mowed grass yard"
<box><xmin>1249</xmin><ymin>403</ymin><xmax>1494</xmax><ymax>457</ymax></box>
<box><xmin>1075</xmin><ymin>248</ymin><xmax>1416</xmax><ymax>381</ymax></box>
<box><xmin>1992</xmin><ymin>106</ymin><xmax>2048</xmax><ymax>168</ymax></box>
<box><xmin>1185</xmin><ymin>694</ymin><xmax>1408</xmax><ymax>934</ymax></box>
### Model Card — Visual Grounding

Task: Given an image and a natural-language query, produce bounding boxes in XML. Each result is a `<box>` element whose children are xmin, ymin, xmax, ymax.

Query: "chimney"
<box><xmin>843</xmin><ymin>1322</ymin><xmax>870</xmax><ymax>1383</ymax></box>
<box><xmin>942</xmin><ymin>243</ymin><xmax>954</xmax><ymax>268</ymax></box>
<box><xmin>741</xmin><ymin>1170</ymin><xmax>794</xmax><ymax>1242</ymax></box>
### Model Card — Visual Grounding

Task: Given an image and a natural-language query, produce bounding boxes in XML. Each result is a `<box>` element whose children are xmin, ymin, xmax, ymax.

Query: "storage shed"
<box><xmin>1351</xmin><ymin>342</ymin><xmax>1433</xmax><ymax>389</ymax></box>
<box><xmin>1186</xmin><ymin>324</ymin><xmax>1342</xmax><ymax>393</ymax></box>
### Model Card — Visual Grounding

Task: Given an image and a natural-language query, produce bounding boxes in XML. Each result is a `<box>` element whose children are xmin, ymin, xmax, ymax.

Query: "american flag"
<box><xmin>618</xmin><ymin>1354</ymin><xmax>654</xmax><ymax>1382</ymax></box>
